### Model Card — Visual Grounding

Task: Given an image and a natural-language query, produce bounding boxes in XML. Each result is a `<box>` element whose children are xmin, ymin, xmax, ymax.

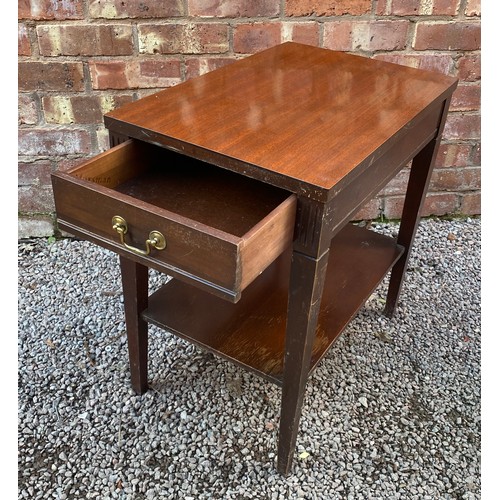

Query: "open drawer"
<box><xmin>51</xmin><ymin>140</ymin><xmax>297</xmax><ymax>302</ymax></box>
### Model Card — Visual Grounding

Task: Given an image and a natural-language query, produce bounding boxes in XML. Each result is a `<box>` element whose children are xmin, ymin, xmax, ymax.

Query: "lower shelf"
<box><xmin>143</xmin><ymin>224</ymin><xmax>404</xmax><ymax>386</ymax></box>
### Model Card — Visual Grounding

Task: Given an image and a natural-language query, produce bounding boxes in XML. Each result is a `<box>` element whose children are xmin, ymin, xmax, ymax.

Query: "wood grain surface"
<box><xmin>105</xmin><ymin>42</ymin><xmax>457</xmax><ymax>199</ymax></box>
<box><xmin>52</xmin><ymin>139</ymin><xmax>296</xmax><ymax>299</ymax></box>
<box><xmin>143</xmin><ymin>223</ymin><xmax>404</xmax><ymax>385</ymax></box>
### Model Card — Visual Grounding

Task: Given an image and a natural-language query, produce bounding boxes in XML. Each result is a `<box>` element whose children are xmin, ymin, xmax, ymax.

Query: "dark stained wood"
<box><xmin>56</xmin><ymin>219</ymin><xmax>240</xmax><ymax>302</ymax></box>
<box><xmin>52</xmin><ymin>172</ymin><xmax>240</xmax><ymax>295</ymax></box>
<box><xmin>58</xmin><ymin>139</ymin><xmax>293</xmax><ymax>236</ymax></box>
<box><xmin>278</xmin><ymin>249</ymin><xmax>330</xmax><ymax>475</ymax></box>
<box><xmin>277</xmin><ymin>196</ymin><xmax>331</xmax><ymax>475</ymax></box>
<box><xmin>292</xmin><ymin>197</ymin><xmax>329</xmax><ymax>259</ymax></box>
<box><xmin>109</xmin><ymin>131</ymin><xmax>129</xmax><ymax>148</ymax></box>
<box><xmin>104</xmin><ymin>42</ymin><xmax>457</xmax><ymax>201</ymax></box>
<box><xmin>113</xmin><ymin>149</ymin><xmax>292</xmax><ymax>237</ymax></box>
<box><xmin>142</xmin><ymin>224</ymin><xmax>404</xmax><ymax>384</ymax></box>
<box><xmin>384</xmin><ymin>97</ymin><xmax>453</xmax><ymax>317</ymax></box>
<box><xmin>51</xmin><ymin>139</ymin><xmax>296</xmax><ymax>301</ymax></box>
<box><xmin>119</xmin><ymin>257</ymin><xmax>149</xmax><ymax>394</ymax></box>
<box><xmin>51</xmin><ymin>42</ymin><xmax>459</xmax><ymax>476</ymax></box>
<box><xmin>325</xmin><ymin>102</ymin><xmax>442</xmax><ymax>239</ymax></box>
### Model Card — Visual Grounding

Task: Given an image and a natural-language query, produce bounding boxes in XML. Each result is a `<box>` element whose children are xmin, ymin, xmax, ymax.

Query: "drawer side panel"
<box><xmin>240</xmin><ymin>195</ymin><xmax>297</xmax><ymax>290</ymax></box>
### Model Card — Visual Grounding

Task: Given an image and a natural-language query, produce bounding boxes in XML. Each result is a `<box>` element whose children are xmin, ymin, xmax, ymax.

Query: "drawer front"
<box><xmin>51</xmin><ymin>142</ymin><xmax>296</xmax><ymax>301</ymax></box>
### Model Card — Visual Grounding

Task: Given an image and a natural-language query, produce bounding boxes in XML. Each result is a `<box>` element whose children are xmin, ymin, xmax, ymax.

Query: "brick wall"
<box><xmin>18</xmin><ymin>0</ymin><xmax>481</xmax><ymax>238</ymax></box>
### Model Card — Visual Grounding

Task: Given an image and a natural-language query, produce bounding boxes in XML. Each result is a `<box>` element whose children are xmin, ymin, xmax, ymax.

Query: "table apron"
<box><xmin>325</xmin><ymin>105</ymin><xmax>443</xmax><ymax>240</ymax></box>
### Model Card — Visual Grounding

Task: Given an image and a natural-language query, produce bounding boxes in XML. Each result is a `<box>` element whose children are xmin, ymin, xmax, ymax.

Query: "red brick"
<box><xmin>18</xmin><ymin>160</ymin><xmax>52</xmax><ymax>186</ymax></box>
<box><xmin>456</xmin><ymin>54</ymin><xmax>481</xmax><ymax>81</ymax></box>
<box><xmin>96</xmin><ymin>127</ymin><xmax>112</xmax><ymax>152</ymax></box>
<box><xmin>379</xmin><ymin>168</ymin><xmax>410</xmax><ymax>196</ymax></box>
<box><xmin>413</xmin><ymin>22</ymin><xmax>480</xmax><ymax>51</ymax></box>
<box><xmin>383</xmin><ymin>196</ymin><xmax>405</xmax><ymax>219</ymax></box>
<box><xmin>88</xmin><ymin>0</ymin><xmax>184</xmax><ymax>18</ymax></box>
<box><xmin>376</xmin><ymin>0</ymin><xmax>459</xmax><ymax>15</ymax></box>
<box><xmin>18</xmin><ymin>129</ymin><xmax>92</xmax><ymax>156</ymax></box>
<box><xmin>185</xmin><ymin>57</ymin><xmax>236</xmax><ymax>80</ymax></box>
<box><xmin>431</xmin><ymin>0</ymin><xmax>460</xmax><ymax>15</ymax></box>
<box><xmin>37</xmin><ymin>24</ymin><xmax>133</xmax><ymax>56</ymax></box>
<box><xmin>374</xmin><ymin>52</ymin><xmax>453</xmax><ymax>75</ymax></box>
<box><xmin>450</xmin><ymin>84</ymin><xmax>480</xmax><ymax>112</ymax></box>
<box><xmin>42</xmin><ymin>95</ymin><xmax>134</xmax><ymax>124</ymax></box>
<box><xmin>18</xmin><ymin>24</ymin><xmax>30</xmax><ymax>56</ymax></box>
<box><xmin>377</xmin><ymin>0</ymin><xmax>420</xmax><ymax>16</ymax></box>
<box><xmin>19</xmin><ymin>94</ymin><xmax>38</xmax><ymax>125</ymax></box>
<box><xmin>352</xmin><ymin>198</ymin><xmax>382</xmax><ymax>221</ymax></box>
<box><xmin>19</xmin><ymin>0</ymin><xmax>84</xmax><ymax>19</ymax></box>
<box><xmin>442</xmin><ymin>113</ymin><xmax>480</xmax><ymax>141</ymax></box>
<box><xmin>233</xmin><ymin>23</ymin><xmax>281</xmax><ymax>54</ymax></box>
<box><xmin>139</xmin><ymin>24</ymin><xmax>229</xmax><ymax>54</ymax></box>
<box><xmin>188</xmin><ymin>0</ymin><xmax>278</xmax><ymax>17</ymax></box>
<box><xmin>384</xmin><ymin>193</ymin><xmax>459</xmax><ymax>218</ymax></box>
<box><xmin>435</xmin><ymin>143</ymin><xmax>472</xmax><ymax>168</ymax></box>
<box><xmin>460</xmin><ymin>192</ymin><xmax>481</xmax><ymax>214</ymax></box>
<box><xmin>282</xmin><ymin>22</ymin><xmax>320</xmax><ymax>46</ymax></box>
<box><xmin>285</xmin><ymin>0</ymin><xmax>370</xmax><ymax>16</ymax></box>
<box><xmin>470</xmin><ymin>143</ymin><xmax>481</xmax><ymax>165</ymax></box>
<box><xmin>89</xmin><ymin>60</ymin><xmax>182</xmax><ymax>89</ymax></box>
<box><xmin>19</xmin><ymin>62</ymin><xmax>84</xmax><ymax>91</ymax></box>
<box><xmin>465</xmin><ymin>0</ymin><xmax>481</xmax><ymax>16</ymax></box>
<box><xmin>139</xmin><ymin>60</ymin><xmax>182</xmax><ymax>85</ymax></box>
<box><xmin>323</xmin><ymin>21</ymin><xmax>353</xmax><ymax>51</ymax></box>
<box><xmin>430</xmin><ymin>167</ymin><xmax>481</xmax><ymax>192</ymax></box>
<box><xmin>375</xmin><ymin>0</ymin><xmax>387</xmax><ymax>14</ymax></box>
<box><xmin>18</xmin><ymin>186</ymin><xmax>55</xmax><ymax>213</ymax></box>
<box><xmin>421</xmin><ymin>193</ymin><xmax>459</xmax><ymax>216</ymax></box>
<box><xmin>324</xmin><ymin>21</ymin><xmax>410</xmax><ymax>52</ymax></box>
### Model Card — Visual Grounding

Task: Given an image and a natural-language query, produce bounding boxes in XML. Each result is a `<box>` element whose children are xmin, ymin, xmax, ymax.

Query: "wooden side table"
<box><xmin>52</xmin><ymin>42</ymin><xmax>457</xmax><ymax>475</ymax></box>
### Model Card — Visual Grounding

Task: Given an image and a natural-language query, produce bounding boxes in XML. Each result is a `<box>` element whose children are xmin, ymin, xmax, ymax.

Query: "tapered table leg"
<box><xmin>384</xmin><ymin>97</ymin><xmax>452</xmax><ymax>317</ymax></box>
<box><xmin>277</xmin><ymin>249</ymin><xmax>329</xmax><ymax>475</ymax></box>
<box><xmin>119</xmin><ymin>256</ymin><xmax>149</xmax><ymax>394</ymax></box>
<box><xmin>383</xmin><ymin>138</ymin><xmax>441</xmax><ymax>317</ymax></box>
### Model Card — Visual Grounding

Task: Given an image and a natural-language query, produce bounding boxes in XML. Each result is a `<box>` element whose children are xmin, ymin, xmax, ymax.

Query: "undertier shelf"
<box><xmin>143</xmin><ymin>223</ymin><xmax>404</xmax><ymax>386</ymax></box>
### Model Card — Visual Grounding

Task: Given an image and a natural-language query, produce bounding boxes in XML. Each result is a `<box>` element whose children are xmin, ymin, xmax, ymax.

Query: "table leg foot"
<box><xmin>277</xmin><ymin>250</ymin><xmax>329</xmax><ymax>475</ymax></box>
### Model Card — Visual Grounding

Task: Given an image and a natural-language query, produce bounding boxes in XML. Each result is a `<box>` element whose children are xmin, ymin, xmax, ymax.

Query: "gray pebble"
<box><xmin>18</xmin><ymin>219</ymin><xmax>481</xmax><ymax>499</ymax></box>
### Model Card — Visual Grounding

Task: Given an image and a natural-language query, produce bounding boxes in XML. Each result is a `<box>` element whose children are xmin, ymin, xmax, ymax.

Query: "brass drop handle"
<box><xmin>112</xmin><ymin>215</ymin><xmax>166</xmax><ymax>257</ymax></box>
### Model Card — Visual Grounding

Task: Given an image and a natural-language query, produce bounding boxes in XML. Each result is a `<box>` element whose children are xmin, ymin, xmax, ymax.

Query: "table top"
<box><xmin>105</xmin><ymin>42</ymin><xmax>457</xmax><ymax>198</ymax></box>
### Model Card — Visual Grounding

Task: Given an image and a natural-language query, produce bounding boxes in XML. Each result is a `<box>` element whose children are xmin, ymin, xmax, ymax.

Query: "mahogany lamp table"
<box><xmin>52</xmin><ymin>42</ymin><xmax>458</xmax><ymax>475</ymax></box>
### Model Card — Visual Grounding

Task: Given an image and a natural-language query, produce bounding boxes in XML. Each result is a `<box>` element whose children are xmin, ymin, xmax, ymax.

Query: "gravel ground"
<box><xmin>18</xmin><ymin>218</ymin><xmax>481</xmax><ymax>499</ymax></box>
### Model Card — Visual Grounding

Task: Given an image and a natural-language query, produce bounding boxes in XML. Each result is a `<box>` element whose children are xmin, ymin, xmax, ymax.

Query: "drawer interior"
<box><xmin>72</xmin><ymin>140</ymin><xmax>293</xmax><ymax>237</ymax></box>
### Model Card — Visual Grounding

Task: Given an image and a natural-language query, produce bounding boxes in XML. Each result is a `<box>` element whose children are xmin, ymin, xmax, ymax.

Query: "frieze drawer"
<box><xmin>52</xmin><ymin>139</ymin><xmax>297</xmax><ymax>302</ymax></box>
